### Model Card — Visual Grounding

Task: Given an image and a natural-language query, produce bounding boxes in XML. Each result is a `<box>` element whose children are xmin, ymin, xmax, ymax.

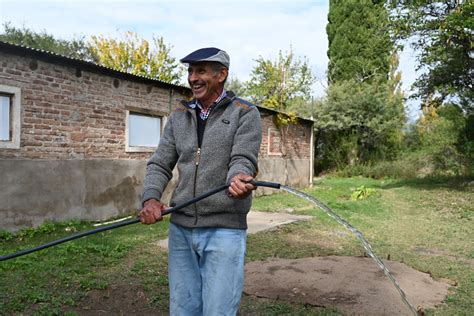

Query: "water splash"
<box><xmin>280</xmin><ymin>185</ymin><xmax>418</xmax><ymax>315</ymax></box>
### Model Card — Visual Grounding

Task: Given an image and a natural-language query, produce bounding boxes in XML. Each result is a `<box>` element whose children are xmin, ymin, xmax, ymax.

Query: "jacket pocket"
<box><xmin>196</xmin><ymin>191</ymin><xmax>252</xmax><ymax>215</ymax></box>
<box><xmin>170</xmin><ymin>185</ymin><xmax>195</xmax><ymax>216</ymax></box>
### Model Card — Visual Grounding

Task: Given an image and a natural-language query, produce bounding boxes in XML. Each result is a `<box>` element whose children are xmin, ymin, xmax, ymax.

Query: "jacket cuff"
<box><xmin>226</xmin><ymin>168</ymin><xmax>253</xmax><ymax>185</ymax></box>
<box><xmin>141</xmin><ymin>189</ymin><xmax>162</xmax><ymax>206</ymax></box>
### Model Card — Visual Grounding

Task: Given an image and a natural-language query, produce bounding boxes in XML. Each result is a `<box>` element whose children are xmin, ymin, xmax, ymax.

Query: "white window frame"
<box><xmin>125</xmin><ymin>109</ymin><xmax>165</xmax><ymax>153</ymax></box>
<box><xmin>267</xmin><ymin>127</ymin><xmax>283</xmax><ymax>156</ymax></box>
<box><xmin>0</xmin><ymin>85</ymin><xmax>21</xmax><ymax>149</ymax></box>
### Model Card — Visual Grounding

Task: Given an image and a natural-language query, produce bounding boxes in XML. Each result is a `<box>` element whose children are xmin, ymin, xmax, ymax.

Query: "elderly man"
<box><xmin>139</xmin><ymin>47</ymin><xmax>262</xmax><ymax>316</ymax></box>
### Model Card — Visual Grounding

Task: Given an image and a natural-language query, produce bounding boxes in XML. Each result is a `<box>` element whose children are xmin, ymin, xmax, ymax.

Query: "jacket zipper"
<box><xmin>189</xmin><ymin>96</ymin><xmax>232</xmax><ymax>225</ymax></box>
<box><xmin>193</xmin><ymin>147</ymin><xmax>201</xmax><ymax>225</ymax></box>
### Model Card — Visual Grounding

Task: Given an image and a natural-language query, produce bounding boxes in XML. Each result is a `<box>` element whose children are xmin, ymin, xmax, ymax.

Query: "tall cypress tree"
<box><xmin>327</xmin><ymin>0</ymin><xmax>393</xmax><ymax>84</ymax></box>
<box><xmin>316</xmin><ymin>0</ymin><xmax>404</xmax><ymax>171</ymax></box>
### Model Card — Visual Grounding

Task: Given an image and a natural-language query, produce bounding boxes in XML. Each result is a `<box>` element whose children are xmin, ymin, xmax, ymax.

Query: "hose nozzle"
<box><xmin>251</xmin><ymin>180</ymin><xmax>281</xmax><ymax>189</ymax></box>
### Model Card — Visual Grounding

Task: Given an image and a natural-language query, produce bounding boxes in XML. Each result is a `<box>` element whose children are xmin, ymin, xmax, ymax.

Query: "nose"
<box><xmin>188</xmin><ymin>70</ymin><xmax>198</xmax><ymax>82</ymax></box>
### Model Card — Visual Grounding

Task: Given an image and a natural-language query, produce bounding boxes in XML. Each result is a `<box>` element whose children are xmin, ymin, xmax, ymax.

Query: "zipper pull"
<box><xmin>195</xmin><ymin>147</ymin><xmax>201</xmax><ymax>166</ymax></box>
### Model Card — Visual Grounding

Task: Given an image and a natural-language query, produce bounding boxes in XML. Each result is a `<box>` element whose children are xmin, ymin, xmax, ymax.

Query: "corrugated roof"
<box><xmin>0</xmin><ymin>40</ymin><xmax>312</xmax><ymax>123</ymax></box>
<box><xmin>0</xmin><ymin>40</ymin><xmax>190</xmax><ymax>94</ymax></box>
<box><xmin>257</xmin><ymin>104</ymin><xmax>314</xmax><ymax>123</ymax></box>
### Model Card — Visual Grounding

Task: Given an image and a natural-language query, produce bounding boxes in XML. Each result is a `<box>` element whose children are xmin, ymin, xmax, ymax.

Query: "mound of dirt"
<box><xmin>65</xmin><ymin>283</ymin><xmax>160</xmax><ymax>315</ymax></box>
<box><xmin>244</xmin><ymin>256</ymin><xmax>452</xmax><ymax>315</ymax></box>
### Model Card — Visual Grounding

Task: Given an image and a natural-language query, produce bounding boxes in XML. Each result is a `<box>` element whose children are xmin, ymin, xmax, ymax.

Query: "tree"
<box><xmin>314</xmin><ymin>79</ymin><xmax>405</xmax><ymax>169</ymax></box>
<box><xmin>0</xmin><ymin>22</ymin><xmax>94</xmax><ymax>60</ymax></box>
<box><xmin>245</xmin><ymin>48</ymin><xmax>314</xmax><ymax>112</ymax></box>
<box><xmin>287</xmin><ymin>96</ymin><xmax>321</xmax><ymax>119</ymax></box>
<box><xmin>391</xmin><ymin>1</ymin><xmax>473</xmax><ymax>113</ymax></box>
<box><xmin>327</xmin><ymin>0</ymin><xmax>393</xmax><ymax>84</ymax></box>
<box><xmin>320</xmin><ymin>0</ymin><xmax>404</xmax><ymax>170</ymax></box>
<box><xmin>90</xmin><ymin>32</ymin><xmax>184</xmax><ymax>84</ymax></box>
<box><xmin>225</xmin><ymin>76</ymin><xmax>247</xmax><ymax>98</ymax></box>
<box><xmin>1</xmin><ymin>24</ymin><xmax>184</xmax><ymax>85</ymax></box>
<box><xmin>408</xmin><ymin>103</ymin><xmax>471</xmax><ymax>175</ymax></box>
<box><xmin>244</xmin><ymin>48</ymin><xmax>314</xmax><ymax>157</ymax></box>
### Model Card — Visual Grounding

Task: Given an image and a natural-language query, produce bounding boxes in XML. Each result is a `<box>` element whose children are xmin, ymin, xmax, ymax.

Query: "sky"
<box><xmin>0</xmin><ymin>0</ymin><xmax>420</xmax><ymax>118</ymax></box>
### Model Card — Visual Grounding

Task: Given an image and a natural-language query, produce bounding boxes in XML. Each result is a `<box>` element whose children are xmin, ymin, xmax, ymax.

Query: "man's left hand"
<box><xmin>228</xmin><ymin>174</ymin><xmax>256</xmax><ymax>199</ymax></box>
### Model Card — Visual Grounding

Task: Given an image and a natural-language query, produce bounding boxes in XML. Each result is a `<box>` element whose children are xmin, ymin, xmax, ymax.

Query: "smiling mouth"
<box><xmin>192</xmin><ymin>83</ymin><xmax>205</xmax><ymax>93</ymax></box>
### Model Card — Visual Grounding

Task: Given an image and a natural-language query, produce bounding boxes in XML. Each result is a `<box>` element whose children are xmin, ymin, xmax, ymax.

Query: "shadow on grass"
<box><xmin>380</xmin><ymin>175</ymin><xmax>473</xmax><ymax>192</ymax></box>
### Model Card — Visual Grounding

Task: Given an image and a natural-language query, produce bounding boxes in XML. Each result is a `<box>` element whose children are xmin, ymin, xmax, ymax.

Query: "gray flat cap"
<box><xmin>180</xmin><ymin>47</ymin><xmax>230</xmax><ymax>69</ymax></box>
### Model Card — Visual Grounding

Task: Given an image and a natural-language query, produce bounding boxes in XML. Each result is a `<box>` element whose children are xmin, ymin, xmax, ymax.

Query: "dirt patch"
<box><xmin>244</xmin><ymin>256</ymin><xmax>452</xmax><ymax>315</ymax></box>
<box><xmin>62</xmin><ymin>256</ymin><xmax>451</xmax><ymax>315</ymax></box>
<box><xmin>64</xmin><ymin>283</ymin><xmax>164</xmax><ymax>315</ymax></box>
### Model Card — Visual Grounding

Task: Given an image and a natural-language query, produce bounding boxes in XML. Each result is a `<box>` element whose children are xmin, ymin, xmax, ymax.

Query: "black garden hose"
<box><xmin>0</xmin><ymin>181</ymin><xmax>280</xmax><ymax>262</ymax></box>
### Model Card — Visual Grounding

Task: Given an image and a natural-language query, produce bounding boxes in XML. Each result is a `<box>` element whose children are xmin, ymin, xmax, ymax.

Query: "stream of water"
<box><xmin>280</xmin><ymin>185</ymin><xmax>418</xmax><ymax>315</ymax></box>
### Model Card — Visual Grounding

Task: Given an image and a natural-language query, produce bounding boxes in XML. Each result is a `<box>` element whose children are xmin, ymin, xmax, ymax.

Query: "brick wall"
<box><xmin>259</xmin><ymin>110</ymin><xmax>312</xmax><ymax>160</ymax></box>
<box><xmin>0</xmin><ymin>50</ymin><xmax>312</xmax><ymax>162</ymax></box>
<box><xmin>0</xmin><ymin>51</ymin><xmax>187</xmax><ymax>160</ymax></box>
<box><xmin>0</xmin><ymin>46</ymin><xmax>313</xmax><ymax>230</ymax></box>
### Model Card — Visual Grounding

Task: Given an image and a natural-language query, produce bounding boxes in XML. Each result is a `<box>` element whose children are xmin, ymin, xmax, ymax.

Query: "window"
<box><xmin>0</xmin><ymin>85</ymin><xmax>21</xmax><ymax>149</ymax></box>
<box><xmin>267</xmin><ymin>127</ymin><xmax>283</xmax><ymax>156</ymax></box>
<box><xmin>126</xmin><ymin>111</ymin><xmax>162</xmax><ymax>152</ymax></box>
<box><xmin>0</xmin><ymin>95</ymin><xmax>11</xmax><ymax>141</ymax></box>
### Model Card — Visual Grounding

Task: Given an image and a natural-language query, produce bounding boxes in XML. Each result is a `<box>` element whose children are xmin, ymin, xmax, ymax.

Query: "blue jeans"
<box><xmin>168</xmin><ymin>222</ymin><xmax>247</xmax><ymax>316</ymax></box>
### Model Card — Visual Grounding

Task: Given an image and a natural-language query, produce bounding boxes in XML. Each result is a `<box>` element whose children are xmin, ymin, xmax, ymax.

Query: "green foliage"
<box><xmin>287</xmin><ymin>96</ymin><xmax>322</xmax><ymax>119</ymax></box>
<box><xmin>391</xmin><ymin>1</ymin><xmax>473</xmax><ymax>112</ymax></box>
<box><xmin>272</xmin><ymin>111</ymin><xmax>298</xmax><ymax>128</ymax></box>
<box><xmin>314</xmin><ymin>78</ymin><xmax>405</xmax><ymax>170</ymax></box>
<box><xmin>0</xmin><ymin>230</ymin><xmax>13</xmax><ymax>241</ymax></box>
<box><xmin>337</xmin><ymin>103</ymin><xmax>473</xmax><ymax>178</ymax></box>
<box><xmin>321</xmin><ymin>1</ymin><xmax>403</xmax><ymax>173</ymax></box>
<box><xmin>0</xmin><ymin>22</ymin><xmax>94</xmax><ymax>61</ymax></box>
<box><xmin>246</xmin><ymin>48</ymin><xmax>314</xmax><ymax>111</ymax></box>
<box><xmin>350</xmin><ymin>186</ymin><xmax>377</xmax><ymax>200</ymax></box>
<box><xmin>327</xmin><ymin>0</ymin><xmax>393</xmax><ymax>84</ymax></box>
<box><xmin>6</xmin><ymin>220</ymin><xmax>87</xmax><ymax>241</ymax></box>
<box><xmin>79</xmin><ymin>279</ymin><xmax>108</xmax><ymax>291</ymax></box>
<box><xmin>244</xmin><ymin>48</ymin><xmax>313</xmax><ymax>138</ymax></box>
<box><xmin>463</xmin><ymin>114</ymin><xmax>474</xmax><ymax>165</ymax></box>
<box><xmin>225</xmin><ymin>76</ymin><xmax>247</xmax><ymax>97</ymax></box>
<box><xmin>335</xmin><ymin>154</ymin><xmax>423</xmax><ymax>179</ymax></box>
<box><xmin>412</xmin><ymin>104</ymin><xmax>472</xmax><ymax>175</ymax></box>
<box><xmin>90</xmin><ymin>31</ymin><xmax>184</xmax><ymax>84</ymax></box>
<box><xmin>0</xmin><ymin>23</ymin><xmax>185</xmax><ymax>85</ymax></box>
<box><xmin>240</xmin><ymin>296</ymin><xmax>340</xmax><ymax>316</ymax></box>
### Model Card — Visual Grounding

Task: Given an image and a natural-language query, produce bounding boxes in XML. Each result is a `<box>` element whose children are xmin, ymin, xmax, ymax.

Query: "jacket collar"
<box><xmin>181</xmin><ymin>91</ymin><xmax>236</xmax><ymax>110</ymax></box>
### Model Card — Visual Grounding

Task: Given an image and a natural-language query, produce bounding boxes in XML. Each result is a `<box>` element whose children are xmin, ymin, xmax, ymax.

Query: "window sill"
<box><xmin>125</xmin><ymin>146</ymin><xmax>157</xmax><ymax>153</ymax></box>
<box><xmin>0</xmin><ymin>141</ymin><xmax>20</xmax><ymax>149</ymax></box>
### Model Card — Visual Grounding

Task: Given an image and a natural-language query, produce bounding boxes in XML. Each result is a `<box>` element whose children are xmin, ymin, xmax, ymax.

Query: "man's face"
<box><xmin>187</xmin><ymin>62</ymin><xmax>227</xmax><ymax>107</ymax></box>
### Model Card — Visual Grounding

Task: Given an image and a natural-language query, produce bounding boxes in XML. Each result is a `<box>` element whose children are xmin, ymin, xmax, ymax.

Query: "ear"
<box><xmin>218</xmin><ymin>68</ymin><xmax>228</xmax><ymax>83</ymax></box>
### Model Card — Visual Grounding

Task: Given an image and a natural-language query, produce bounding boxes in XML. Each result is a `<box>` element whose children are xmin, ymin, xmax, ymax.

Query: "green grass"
<box><xmin>1</xmin><ymin>176</ymin><xmax>472</xmax><ymax>315</ymax></box>
<box><xmin>250</xmin><ymin>176</ymin><xmax>473</xmax><ymax>315</ymax></box>
<box><xmin>0</xmin><ymin>218</ymin><xmax>170</xmax><ymax>315</ymax></box>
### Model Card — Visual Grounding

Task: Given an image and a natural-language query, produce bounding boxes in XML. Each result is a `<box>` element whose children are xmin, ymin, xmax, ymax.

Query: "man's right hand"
<box><xmin>139</xmin><ymin>199</ymin><xmax>166</xmax><ymax>224</ymax></box>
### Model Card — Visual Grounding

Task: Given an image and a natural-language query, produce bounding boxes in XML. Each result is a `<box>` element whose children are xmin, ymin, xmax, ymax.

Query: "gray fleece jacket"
<box><xmin>141</xmin><ymin>91</ymin><xmax>262</xmax><ymax>229</ymax></box>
